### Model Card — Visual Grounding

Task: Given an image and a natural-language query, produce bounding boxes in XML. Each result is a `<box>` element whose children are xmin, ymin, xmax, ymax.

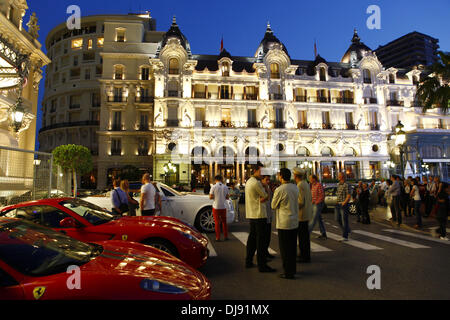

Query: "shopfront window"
<box><xmin>321</xmin><ymin>162</ymin><xmax>337</xmax><ymax>181</ymax></box>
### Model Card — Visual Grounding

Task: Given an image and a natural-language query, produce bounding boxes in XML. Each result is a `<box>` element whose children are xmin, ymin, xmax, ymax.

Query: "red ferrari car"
<box><xmin>0</xmin><ymin>217</ymin><xmax>210</xmax><ymax>300</ymax></box>
<box><xmin>0</xmin><ymin>198</ymin><xmax>208</xmax><ymax>268</ymax></box>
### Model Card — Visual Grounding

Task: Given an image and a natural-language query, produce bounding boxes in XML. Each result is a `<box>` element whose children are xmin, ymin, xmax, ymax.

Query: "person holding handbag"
<box><xmin>111</xmin><ymin>179</ymin><xmax>129</xmax><ymax>215</ymax></box>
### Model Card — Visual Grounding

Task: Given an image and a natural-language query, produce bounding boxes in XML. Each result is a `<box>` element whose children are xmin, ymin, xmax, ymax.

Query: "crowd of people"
<box><xmin>109</xmin><ymin>168</ymin><xmax>449</xmax><ymax>279</ymax></box>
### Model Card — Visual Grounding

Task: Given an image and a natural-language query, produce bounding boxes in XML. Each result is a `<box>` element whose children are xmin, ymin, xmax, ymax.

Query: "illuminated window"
<box><xmin>71</xmin><ymin>38</ymin><xmax>83</xmax><ymax>49</ymax></box>
<box><xmin>222</xmin><ymin>62</ymin><xmax>230</xmax><ymax>76</ymax></box>
<box><xmin>114</xmin><ymin>65</ymin><xmax>124</xmax><ymax>80</ymax></box>
<box><xmin>141</xmin><ymin>67</ymin><xmax>150</xmax><ymax>80</ymax></box>
<box><xmin>88</xmin><ymin>39</ymin><xmax>93</xmax><ymax>50</ymax></box>
<box><xmin>270</xmin><ymin>63</ymin><xmax>280</xmax><ymax>79</ymax></box>
<box><xmin>319</xmin><ymin>67</ymin><xmax>326</xmax><ymax>81</ymax></box>
<box><xmin>169</xmin><ymin>58</ymin><xmax>179</xmax><ymax>74</ymax></box>
<box><xmin>116</xmin><ymin>29</ymin><xmax>125</xmax><ymax>42</ymax></box>
<box><xmin>363</xmin><ymin>69</ymin><xmax>371</xmax><ymax>83</ymax></box>
<box><xmin>97</xmin><ymin>38</ymin><xmax>104</xmax><ymax>47</ymax></box>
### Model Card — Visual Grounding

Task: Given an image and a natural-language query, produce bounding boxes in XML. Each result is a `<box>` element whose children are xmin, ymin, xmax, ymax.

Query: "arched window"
<box><xmin>363</xmin><ymin>69</ymin><xmax>371</xmax><ymax>83</ymax></box>
<box><xmin>296</xmin><ymin>146</ymin><xmax>310</xmax><ymax>157</ymax></box>
<box><xmin>321</xmin><ymin>147</ymin><xmax>333</xmax><ymax>157</ymax></box>
<box><xmin>169</xmin><ymin>58</ymin><xmax>179</xmax><ymax>75</ymax></box>
<box><xmin>222</xmin><ymin>62</ymin><xmax>230</xmax><ymax>76</ymax></box>
<box><xmin>114</xmin><ymin>65</ymin><xmax>124</xmax><ymax>80</ymax></box>
<box><xmin>319</xmin><ymin>67</ymin><xmax>326</xmax><ymax>81</ymax></box>
<box><xmin>344</xmin><ymin>147</ymin><xmax>357</xmax><ymax>156</ymax></box>
<box><xmin>389</xmin><ymin>74</ymin><xmax>395</xmax><ymax>84</ymax></box>
<box><xmin>270</xmin><ymin>63</ymin><xmax>280</xmax><ymax>79</ymax></box>
<box><xmin>420</xmin><ymin>146</ymin><xmax>442</xmax><ymax>159</ymax></box>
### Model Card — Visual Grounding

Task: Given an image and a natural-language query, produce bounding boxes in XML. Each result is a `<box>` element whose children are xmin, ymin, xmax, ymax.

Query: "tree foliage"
<box><xmin>52</xmin><ymin>144</ymin><xmax>93</xmax><ymax>175</ymax></box>
<box><xmin>416</xmin><ymin>51</ymin><xmax>450</xmax><ymax>114</ymax></box>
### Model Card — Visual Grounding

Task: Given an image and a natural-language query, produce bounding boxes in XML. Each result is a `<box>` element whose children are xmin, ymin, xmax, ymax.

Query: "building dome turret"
<box><xmin>341</xmin><ymin>29</ymin><xmax>372</xmax><ymax>66</ymax></box>
<box><xmin>255</xmin><ymin>22</ymin><xmax>289</xmax><ymax>62</ymax></box>
<box><xmin>156</xmin><ymin>16</ymin><xmax>192</xmax><ymax>57</ymax></box>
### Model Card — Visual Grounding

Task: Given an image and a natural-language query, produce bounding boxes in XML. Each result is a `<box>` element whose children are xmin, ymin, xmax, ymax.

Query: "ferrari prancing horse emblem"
<box><xmin>33</xmin><ymin>286</ymin><xmax>46</xmax><ymax>300</ymax></box>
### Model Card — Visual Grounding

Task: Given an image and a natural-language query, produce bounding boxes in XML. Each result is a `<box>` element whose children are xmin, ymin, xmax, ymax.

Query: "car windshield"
<box><xmin>159</xmin><ymin>184</ymin><xmax>183</xmax><ymax>196</ymax></box>
<box><xmin>60</xmin><ymin>199</ymin><xmax>116</xmax><ymax>226</ymax></box>
<box><xmin>0</xmin><ymin>219</ymin><xmax>102</xmax><ymax>276</ymax></box>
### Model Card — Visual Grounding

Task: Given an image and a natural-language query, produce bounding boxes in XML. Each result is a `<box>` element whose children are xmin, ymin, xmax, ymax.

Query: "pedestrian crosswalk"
<box><xmin>312</xmin><ymin>231</ymin><xmax>382</xmax><ymax>250</ymax></box>
<box><xmin>272</xmin><ymin>231</ymin><xmax>332</xmax><ymax>252</ymax></box>
<box><xmin>352</xmin><ymin>230</ymin><xmax>430</xmax><ymax>249</ymax></box>
<box><xmin>204</xmin><ymin>225</ymin><xmax>447</xmax><ymax>258</ymax></box>
<box><xmin>383</xmin><ymin>229</ymin><xmax>450</xmax><ymax>245</ymax></box>
<box><xmin>232</xmin><ymin>232</ymin><xmax>277</xmax><ymax>255</ymax></box>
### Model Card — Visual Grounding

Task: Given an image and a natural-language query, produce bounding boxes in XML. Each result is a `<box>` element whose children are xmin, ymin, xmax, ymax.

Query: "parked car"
<box><xmin>83</xmin><ymin>182</ymin><xmax>235</xmax><ymax>233</ymax></box>
<box><xmin>0</xmin><ymin>217</ymin><xmax>210</xmax><ymax>300</ymax></box>
<box><xmin>0</xmin><ymin>198</ymin><xmax>209</xmax><ymax>269</ymax></box>
<box><xmin>323</xmin><ymin>186</ymin><xmax>357</xmax><ymax>215</ymax></box>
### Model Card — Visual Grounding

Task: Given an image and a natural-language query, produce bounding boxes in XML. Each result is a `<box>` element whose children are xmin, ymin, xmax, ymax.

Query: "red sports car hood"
<box><xmin>105</xmin><ymin>216</ymin><xmax>206</xmax><ymax>240</ymax></box>
<box><xmin>86</xmin><ymin>241</ymin><xmax>210</xmax><ymax>295</ymax></box>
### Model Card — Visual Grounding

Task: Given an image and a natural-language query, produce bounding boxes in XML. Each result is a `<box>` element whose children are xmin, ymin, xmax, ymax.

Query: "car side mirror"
<box><xmin>60</xmin><ymin>217</ymin><xmax>79</xmax><ymax>228</ymax></box>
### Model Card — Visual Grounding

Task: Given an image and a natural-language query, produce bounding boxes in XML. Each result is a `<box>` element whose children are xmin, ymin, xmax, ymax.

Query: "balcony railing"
<box><xmin>271</xmin><ymin>93</ymin><xmax>283</xmax><ymax>100</ymax></box>
<box><xmin>138</xmin><ymin>124</ymin><xmax>149</xmax><ymax>131</ymax></box>
<box><xmin>168</xmin><ymin>69</ymin><xmax>179</xmax><ymax>75</ymax></box>
<box><xmin>220</xmin><ymin>121</ymin><xmax>233</xmax><ymax>128</ymax></box>
<box><xmin>333</xmin><ymin>98</ymin><xmax>354</xmax><ymax>104</ymax></box>
<box><xmin>110</xmin><ymin>124</ymin><xmax>123</xmax><ymax>131</ymax></box>
<box><xmin>166</xmin><ymin>119</ymin><xmax>179</xmax><ymax>127</ymax></box>
<box><xmin>245</xmin><ymin>94</ymin><xmax>258</xmax><ymax>100</ymax></box>
<box><xmin>111</xmin><ymin>149</ymin><xmax>121</xmax><ymax>156</ymax></box>
<box><xmin>273</xmin><ymin>121</ymin><xmax>286</xmax><ymax>129</ymax></box>
<box><xmin>168</xmin><ymin>91</ymin><xmax>179</xmax><ymax>97</ymax></box>
<box><xmin>309</xmin><ymin>96</ymin><xmax>330</xmax><ymax>103</ymax></box>
<box><xmin>370</xmin><ymin>124</ymin><xmax>380</xmax><ymax>131</ymax></box>
<box><xmin>108</xmin><ymin>96</ymin><xmax>127</xmax><ymax>103</ymax></box>
<box><xmin>386</xmin><ymin>100</ymin><xmax>404</xmax><ymax>107</ymax></box>
<box><xmin>364</xmin><ymin>97</ymin><xmax>378</xmax><ymax>104</ymax></box>
<box><xmin>38</xmin><ymin>121</ymin><xmax>99</xmax><ymax>133</ymax></box>
<box><xmin>247</xmin><ymin>121</ymin><xmax>258</xmax><ymax>128</ymax></box>
<box><xmin>295</xmin><ymin>96</ymin><xmax>307</xmax><ymax>102</ymax></box>
<box><xmin>135</xmin><ymin>96</ymin><xmax>154</xmax><ymax>103</ymax></box>
<box><xmin>194</xmin><ymin>92</ymin><xmax>206</xmax><ymax>99</ymax></box>
<box><xmin>270</xmin><ymin>72</ymin><xmax>280</xmax><ymax>79</ymax></box>
<box><xmin>322</xmin><ymin>123</ymin><xmax>332</xmax><ymax>130</ymax></box>
<box><xmin>220</xmin><ymin>93</ymin><xmax>231</xmax><ymax>99</ymax></box>
<box><xmin>346</xmin><ymin>123</ymin><xmax>357</xmax><ymax>130</ymax></box>
<box><xmin>297</xmin><ymin>122</ymin><xmax>310</xmax><ymax>129</ymax></box>
<box><xmin>138</xmin><ymin>149</ymin><xmax>149</xmax><ymax>156</ymax></box>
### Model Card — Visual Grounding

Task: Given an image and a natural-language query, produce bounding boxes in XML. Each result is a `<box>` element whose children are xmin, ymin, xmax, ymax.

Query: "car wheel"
<box><xmin>349</xmin><ymin>203</ymin><xmax>357</xmax><ymax>215</ymax></box>
<box><xmin>142</xmin><ymin>238</ymin><xmax>179</xmax><ymax>257</ymax></box>
<box><xmin>195</xmin><ymin>207</ymin><xmax>215</xmax><ymax>233</ymax></box>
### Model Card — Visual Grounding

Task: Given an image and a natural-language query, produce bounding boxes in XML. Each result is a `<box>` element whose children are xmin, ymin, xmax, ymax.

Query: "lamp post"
<box><xmin>33</xmin><ymin>159</ymin><xmax>41</xmax><ymax>200</ymax></box>
<box><xmin>394</xmin><ymin>121</ymin><xmax>406</xmax><ymax>178</ymax></box>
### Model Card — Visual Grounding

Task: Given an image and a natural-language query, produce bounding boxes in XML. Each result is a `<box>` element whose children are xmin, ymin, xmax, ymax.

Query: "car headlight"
<box><xmin>140</xmin><ymin>279</ymin><xmax>187</xmax><ymax>294</ymax></box>
<box><xmin>178</xmin><ymin>230</ymin><xmax>200</xmax><ymax>243</ymax></box>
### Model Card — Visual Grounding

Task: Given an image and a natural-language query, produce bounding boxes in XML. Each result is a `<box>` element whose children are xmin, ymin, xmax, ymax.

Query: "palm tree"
<box><xmin>415</xmin><ymin>51</ymin><xmax>450</xmax><ymax>114</ymax></box>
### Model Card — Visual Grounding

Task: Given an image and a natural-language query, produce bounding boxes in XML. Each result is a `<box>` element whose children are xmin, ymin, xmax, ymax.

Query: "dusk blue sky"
<box><xmin>26</xmin><ymin>0</ymin><xmax>450</xmax><ymax>150</ymax></box>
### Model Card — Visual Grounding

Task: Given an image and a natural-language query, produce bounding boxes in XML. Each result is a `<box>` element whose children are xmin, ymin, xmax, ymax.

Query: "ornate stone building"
<box><xmin>0</xmin><ymin>0</ymin><xmax>49</xmax><ymax>150</ymax></box>
<box><xmin>41</xmin><ymin>13</ymin><xmax>449</xmax><ymax>189</ymax></box>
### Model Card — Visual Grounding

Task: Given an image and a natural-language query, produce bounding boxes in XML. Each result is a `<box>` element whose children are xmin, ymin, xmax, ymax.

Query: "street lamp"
<box><xmin>394</xmin><ymin>121</ymin><xmax>406</xmax><ymax>178</ymax></box>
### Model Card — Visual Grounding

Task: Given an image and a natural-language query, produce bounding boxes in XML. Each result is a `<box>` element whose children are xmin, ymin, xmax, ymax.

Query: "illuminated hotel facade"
<box><xmin>40</xmin><ymin>13</ymin><xmax>449</xmax><ymax>189</ymax></box>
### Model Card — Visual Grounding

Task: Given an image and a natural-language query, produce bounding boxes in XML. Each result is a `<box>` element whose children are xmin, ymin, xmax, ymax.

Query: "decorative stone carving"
<box><xmin>26</xmin><ymin>12</ymin><xmax>39</xmax><ymax>38</ymax></box>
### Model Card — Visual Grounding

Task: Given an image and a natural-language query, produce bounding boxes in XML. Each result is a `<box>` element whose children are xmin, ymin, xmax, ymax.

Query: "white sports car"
<box><xmin>83</xmin><ymin>182</ymin><xmax>235</xmax><ymax>233</ymax></box>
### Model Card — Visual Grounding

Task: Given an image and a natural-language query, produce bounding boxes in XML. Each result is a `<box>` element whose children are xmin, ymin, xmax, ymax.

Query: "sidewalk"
<box><xmin>369</xmin><ymin>206</ymin><xmax>446</xmax><ymax>236</ymax></box>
